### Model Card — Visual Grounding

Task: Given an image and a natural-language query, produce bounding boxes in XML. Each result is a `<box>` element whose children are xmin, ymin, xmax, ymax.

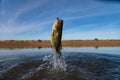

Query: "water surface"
<box><xmin>0</xmin><ymin>47</ymin><xmax>120</xmax><ymax>80</ymax></box>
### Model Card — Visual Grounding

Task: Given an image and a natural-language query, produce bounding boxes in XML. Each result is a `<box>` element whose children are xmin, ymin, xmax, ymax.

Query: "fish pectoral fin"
<box><xmin>59</xmin><ymin>44</ymin><xmax>62</xmax><ymax>51</ymax></box>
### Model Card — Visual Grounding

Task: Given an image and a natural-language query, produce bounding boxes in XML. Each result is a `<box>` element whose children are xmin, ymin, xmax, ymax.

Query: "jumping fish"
<box><xmin>50</xmin><ymin>18</ymin><xmax>63</xmax><ymax>53</ymax></box>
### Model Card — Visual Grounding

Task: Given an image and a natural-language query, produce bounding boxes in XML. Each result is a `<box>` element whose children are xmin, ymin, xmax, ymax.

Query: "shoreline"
<box><xmin>0</xmin><ymin>40</ymin><xmax>120</xmax><ymax>48</ymax></box>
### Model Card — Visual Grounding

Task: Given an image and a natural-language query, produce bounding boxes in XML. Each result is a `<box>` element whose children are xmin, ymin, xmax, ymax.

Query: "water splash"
<box><xmin>43</xmin><ymin>50</ymin><xmax>67</xmax><ymax>71</ymax></box>
<box><xmin>22</xmin><ymin>51</ymin><xmax>67</xmax><ymax>79</ymax></box>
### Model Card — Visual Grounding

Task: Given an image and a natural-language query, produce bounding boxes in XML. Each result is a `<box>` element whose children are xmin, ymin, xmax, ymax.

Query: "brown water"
<box><xmin>0</xmin><ymin>47</ymin><xmax>120</xmax><ymax>80</ymax></box>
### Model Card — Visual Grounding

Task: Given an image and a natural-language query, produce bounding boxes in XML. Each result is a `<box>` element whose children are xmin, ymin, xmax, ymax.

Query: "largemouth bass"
<box><xmin>50</xmin><ymin>18</ymin><xmax>63</xmax><ymax>53</ymax></box>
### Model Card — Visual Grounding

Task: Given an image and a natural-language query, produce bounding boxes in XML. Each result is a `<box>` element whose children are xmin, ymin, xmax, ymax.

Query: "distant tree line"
<box><xmin>94</xmin><ymin>38</ymin><xmax>99</xmax><ymax>41</ymax></box>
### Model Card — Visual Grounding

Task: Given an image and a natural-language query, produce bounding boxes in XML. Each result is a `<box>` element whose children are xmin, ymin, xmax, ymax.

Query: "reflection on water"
<box><xmin>63</xmin><ymin>47</ymin><xmax>120</xmax><ymax>55</ymax></box>
<box><xmin>0</xmin><ymin>47</ymin><xmax>120</xmax><ymax>80</ymax></box>
<box><xmin>94</xmin><ymin>46</ymin><xmax>99</xmax><ymax>49</ymax></box>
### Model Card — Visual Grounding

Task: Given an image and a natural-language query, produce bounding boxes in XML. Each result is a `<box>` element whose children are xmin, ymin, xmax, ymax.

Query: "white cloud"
<box><xmin>63</xmin><ymin>23</ymin><xmax>120</xmax><ymax>40</ymax></box>
<box><xmin>0</xmin><ymin>0</ymin><xmax>53</xmax><ymax>40</ymax></box>
<box><xmin>63</xmin><ymin>0</ymin><xmax>120</xmax><ymax>21</ymax></box>
<box><xmin>63</xmin><ymin>29</ymin><xmax>120</xmax><ymax>40</ymax></box>
<box><xmin>5</xmin><ymin>0</ymin><xmax>48</xmax><ymax>24</ymax></box>
<box><xmin>64</xmin><ymin>9</ymin><xmax>120</xmax><ymax>21</ymax></box>
<box><xmin>0</xmin><ymin>20</ymin><xmax>52</xmax><ymax>40</ymax></box>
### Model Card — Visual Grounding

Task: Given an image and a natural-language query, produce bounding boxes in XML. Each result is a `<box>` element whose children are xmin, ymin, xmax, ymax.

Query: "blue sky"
<box><xmin>0</xmin><ymin>0</ymin><xmax>120</xmax><ymax>40</ymax></box>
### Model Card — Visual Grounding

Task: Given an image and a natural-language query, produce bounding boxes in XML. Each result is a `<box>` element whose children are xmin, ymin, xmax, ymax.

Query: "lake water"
<box><xmin>0</xmin><ymin>47</ymin><xmax>120</xmax><ymax>80</ymax></box>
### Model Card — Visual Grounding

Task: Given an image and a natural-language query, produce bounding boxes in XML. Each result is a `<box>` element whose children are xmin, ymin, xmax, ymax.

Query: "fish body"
<box><xmin>50</xmin><ymin>18</ymin><xmax>63</xmax><ymax>53</ymax></box>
